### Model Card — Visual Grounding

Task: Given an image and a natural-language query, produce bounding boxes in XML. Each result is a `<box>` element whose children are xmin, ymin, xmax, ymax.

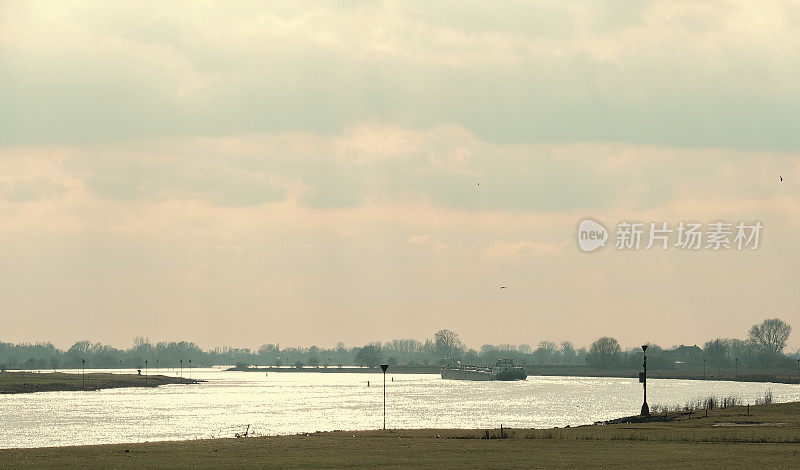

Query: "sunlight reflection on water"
<box><xmin>2</xmin><ymin>368</ymin><xmax>798</xmax><ymax>448</ymax></box>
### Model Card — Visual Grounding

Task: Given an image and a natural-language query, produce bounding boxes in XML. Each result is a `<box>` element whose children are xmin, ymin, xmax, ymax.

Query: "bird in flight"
<box><xmin>779</xmin><ymin>176</ymin><xmax>783</xmax><ymax>182</ymax></box>
<box><xmin>499</xmin><ymin>286</ymin><xmax>507</xmax><ymax>289</ymax></box>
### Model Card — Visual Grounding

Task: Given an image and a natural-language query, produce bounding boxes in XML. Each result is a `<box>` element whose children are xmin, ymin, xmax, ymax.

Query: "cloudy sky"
<box><xmin>1</xmin><ymin>1</ymin><xmax>799</xmax><ymax>351</ymax></box>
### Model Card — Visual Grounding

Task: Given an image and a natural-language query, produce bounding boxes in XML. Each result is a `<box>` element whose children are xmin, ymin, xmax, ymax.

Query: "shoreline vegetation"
<box><xmin>0</xmin><ymin>372</ymin><xmax>200</xmax><ymax>394</ymax></box>
<box><xmin>226</xmin><ymin>364</ymin><xmax>800</xmax><ymax>384</ymax></box>
<box><xmin>3</xmin><ymin>320</ymin><xmax>797</xmax><ymax>382</ymax></box>
<box><xmin>0</xmin><ymin>318</ymin><xmax>800</xmax><ymax>377</ymax></box>
<box><xmin>2</xmin><ymin>401</ymin><xmax>799</xmax><ymax>468</ymax></box>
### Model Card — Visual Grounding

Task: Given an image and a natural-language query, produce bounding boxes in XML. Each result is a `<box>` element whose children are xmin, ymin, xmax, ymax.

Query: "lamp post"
<box><xmin>81</xmin><ymin>358</ymin><xmax>85</xmax><ymax>388</ymax></box>
<box><xmin>145</xmin><ymin>360</ymin><xmax>148</xmax><ymax>385</ymax></box>
<box><xmin>735</xmin><ymin>357</ymin><xmax>738</xmax><ymax>380</ymax></box>
<box><xmin>380</xmin><ymin>364</ymin><xmax>389</xmax><ymax>430</ymax></box>
<box><xmin>640</xmin><ymin>345</ymin><xmax>649</xmax><ymax>417</ymax></box>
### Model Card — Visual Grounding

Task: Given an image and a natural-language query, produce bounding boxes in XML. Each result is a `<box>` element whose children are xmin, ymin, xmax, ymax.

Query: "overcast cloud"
<box><xmin>1</xmin><ymin>1</ymin><xmax>798</xmax><ymax>350</ymax></box>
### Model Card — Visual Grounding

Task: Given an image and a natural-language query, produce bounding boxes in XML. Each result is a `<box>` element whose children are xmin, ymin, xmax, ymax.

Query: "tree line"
<box><xmin>1</xmin><ymin>318</ymin><xmax>795</xmax><ymax>372</ymax></box>
<box><xmin>585</xmin><ymin>318</ymin><xmax>796</xmax><ymax>371</ymax></box>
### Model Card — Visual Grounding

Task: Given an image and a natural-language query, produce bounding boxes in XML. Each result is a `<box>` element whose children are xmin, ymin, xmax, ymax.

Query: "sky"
<box><xmin>1</xmin><ymin>1</ymin><xmax>799</xmax><ymax>351</ymax></box>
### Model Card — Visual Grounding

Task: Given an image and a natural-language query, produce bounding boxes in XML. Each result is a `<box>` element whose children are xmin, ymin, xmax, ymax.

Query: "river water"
<box><xmin>1</xmin><ymin>368</ymin><xmax>798</xmax><ymax>449</ymax></box>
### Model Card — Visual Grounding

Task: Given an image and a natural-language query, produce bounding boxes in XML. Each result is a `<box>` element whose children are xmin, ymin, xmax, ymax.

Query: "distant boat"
<box><xmin>441</xmin><ymin>358</ymin><xmax>527</xmax><ymax>381</ymax></box>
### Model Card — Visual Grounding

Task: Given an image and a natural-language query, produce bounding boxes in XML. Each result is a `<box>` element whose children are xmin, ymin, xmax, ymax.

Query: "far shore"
<box><xmin>0</xmin><ymin>371</ymin><xmax>201</xmax><ymax>394</ymax></box>
<box><xmin>227</xmin><ymin>364</ymin><xmax>800</xmax><ymax>384</ymax></box>
<box><xmin>2</xmin><ymin>401</ymin><xmax>799</xmax><ymax>468</ymax></box>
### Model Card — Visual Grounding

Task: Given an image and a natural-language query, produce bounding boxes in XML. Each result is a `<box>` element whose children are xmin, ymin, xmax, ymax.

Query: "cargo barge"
<box><xmin>440</xmin><ymin>358</ymin><xmax>527</xmax><ymax>381</ymax></box>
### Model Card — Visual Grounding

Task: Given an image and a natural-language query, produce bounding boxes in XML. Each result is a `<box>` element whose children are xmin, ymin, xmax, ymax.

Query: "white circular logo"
<box><xmin>577</xmin><ymin>219</ymin><xmax>608</xmax><ymax>252</ymax></box>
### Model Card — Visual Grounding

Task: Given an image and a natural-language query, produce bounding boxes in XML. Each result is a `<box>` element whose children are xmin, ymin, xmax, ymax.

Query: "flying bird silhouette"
<box><xmin>499</xmin><ymin>286</ymin><xmax>507</xmax><ymax>289</ymax></box>
<box><xmin>779</xmin><ymin>176</ymin><xmax>783</xmax><ymax>182</ymax></box>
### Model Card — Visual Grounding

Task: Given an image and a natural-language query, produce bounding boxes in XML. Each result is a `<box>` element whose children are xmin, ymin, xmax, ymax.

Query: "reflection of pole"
<box><xmin>735</xmin><ymin>358</ymin><xmax>738</xmax><ymax>379</ymax></box>
<box><xmin>640</xmin><ymin>345</ymin><xmax>649</xmax><ymax>416</ymax></box>
<box><xmin>643</xmin><ymin>355</ymin><xmax>647</xmax><ymax>405</ymax></box>
<box><xmin>383</xmin><ymin>371</ymin><xmax>386</xmax><ymax>430</ymax></box>
<box><xmin>703</xmin><ymin>359</ymin><xmax>706</xmax><ymax>379</ymax></box>
<box><xmin>380</xmin><ymin>364</ymin><xmax>389</xmax><ymax>430</ymax></box>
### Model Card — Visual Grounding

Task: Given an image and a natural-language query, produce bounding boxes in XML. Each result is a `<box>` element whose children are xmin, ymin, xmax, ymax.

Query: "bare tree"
<box><xmin>133</xmin><ymin>337</ymin><xmax>152</xmax><ymax>352</ymax></box>
<box><xmin>748</xmin><ymin>318</ymin><xmax>791</xmax><ymax>367</ymax></box>
<box><xmin>434</xmin><ymin>329</ymin><xmax>463</xmax><ymax>362</ymax></box>
<box><xmin>726</xmin><ymin>338</ymin><xmax>750</xmax><ymax>366</ymax></box>
<box><xmin>588</xmin><ymin>337</ymin><xmax>621</xmax><ymax>369</ymax></box>
<box><xmin>517</xmin><ymin>344</ymin><xmax>532</xmax><ymax>355</ymax></box>
<box><xmin>355</xmin><ymin>344</ymin><xmax>383</xmax><ymax>368</ymax></box>
<box><xmin>561</xmin><ymin>341</ymin><xmax>576</xmax><ymax>365</ymax></box>
<box><xmin>534</xmin><ymin>341</ymin><xmax>558</xmax><ymax>364</ymax></box>
<box><xmin>703</xmin><ymin>338</ymin><xmax>729</xmax><ymax>372</ymax></box>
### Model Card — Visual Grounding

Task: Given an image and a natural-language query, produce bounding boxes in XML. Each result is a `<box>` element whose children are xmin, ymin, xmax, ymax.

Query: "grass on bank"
<box><xmin>2</xmin><ymin>401</ymin><xmax>800</xmax><ymax>469</ymax></box>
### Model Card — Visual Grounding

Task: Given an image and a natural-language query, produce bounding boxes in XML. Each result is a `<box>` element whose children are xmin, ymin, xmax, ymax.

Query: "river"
<box><xmin>1</xmin><ymin>368</ymin><xmax>797</xmax><ymax>449</ymax></box>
